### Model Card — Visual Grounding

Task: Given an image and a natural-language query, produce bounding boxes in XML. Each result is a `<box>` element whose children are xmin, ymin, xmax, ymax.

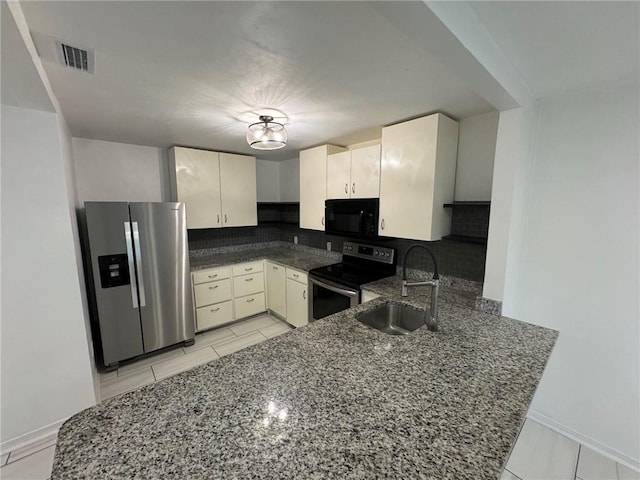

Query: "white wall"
<box><xmin>279</xmin><ymin>157</ymin><xmax>300</xmax><ymax>202</ymax></box>
<box><xmin>483</xmin><ymin>107</ymin><xmax>536</xmax><ymax>301</ymax></box>
<box><xmin>504</xmin><ymin>85</ymin><xmax>639</xmax><ymax>465</ymax></box>
<box><xmin>72</xmin><ymin>137</ymin><xmax>168</xmax><ymax>204</ymax></box>
<box><xmin>454</xmin><ymin>110</ymin><xmax>499</xmax><ymax>201</ymax></box>
<box><xmin>256</xmin><ymin>159</ymin><xmax>280</xmax><ymax>202</ymax></box>
<box><xmin>1</xmin><ymin>105</ymin><xmax>96</xmax><ymax>449</ymax></box>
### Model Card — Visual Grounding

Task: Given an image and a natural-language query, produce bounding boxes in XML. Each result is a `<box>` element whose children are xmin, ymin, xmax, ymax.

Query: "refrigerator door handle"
<box><xmin>132</xmin><ymin>221</ymin><xmax>147</xmax><ymax>307</ymax></box>
<box><xmin>124</xmin><ymin>222</ymin><xmax>139</xmax><ymax>309</ymax></box>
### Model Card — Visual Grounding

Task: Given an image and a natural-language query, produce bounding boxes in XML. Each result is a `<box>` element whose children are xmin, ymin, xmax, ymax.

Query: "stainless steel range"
<box><xmin>308</xmin><ymin>241</ymin><xmax>396</xmax><ymax>321</ymax></box>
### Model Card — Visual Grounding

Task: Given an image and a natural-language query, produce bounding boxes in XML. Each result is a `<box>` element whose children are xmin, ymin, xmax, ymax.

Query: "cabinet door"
<box><xmin>299</xmin><ymin>145</ymin><xmax>347</xmax><ymax>231</ymax></box>
<box><xmin>326</xmin><ymin>151</ymin><xmax>352</xmax><ymax>200</ymax></box>
<box><xmin>170</xmin><ymin>147</ymin><xmax>222</xmax><ymax>229</ymax></box>
<box><xmin>219</xmin><ymin>153</ymin><xmax>257</xmax><ymax>227</ymax></box>
<box><xmin>379</xmin><ymin>114</ymin><xmax>458</xmax><ymax>241</ymax></box>
<box><xmin>265</xmin><ymin>262</ymin><xmax>286</xmax><ymax>318</ymax></box>
<box><xmin>350</xmin><ymin>144</ymin><xmax>381</xmax><ymax>198</ymax></box>
<box><xmin>286</xmin><ymin>278</ymin><xmax>308</xmax><ymax>328</ymax></box>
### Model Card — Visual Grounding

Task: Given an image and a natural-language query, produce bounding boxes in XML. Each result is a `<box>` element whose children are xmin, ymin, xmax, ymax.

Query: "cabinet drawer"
<box><xmin>286</xmin><ymin>268</ymin><xmax>307</xmax><ymax>284</ymax></box>
<box><xmin>232</xmin><ymin>261</ymin><xmax>264</xmax><ymax>276</ymax></box>
<box><xmin>194</xmin><ymin>278</ymin><xmax>233</xmax><ymax>307</ymax></box>
<box><xmin>196</xmin><ymin>300</ymin><xmax>233</xmax><ymax>331</ymax></box>
<box><xmin>234</xmin><ymin>292</ymin><xmax>266</xmax><ymax>319</ymax></box>
<box><xmin>193</xmin><ymin>266</ymin><xmax>232</xmax><ymax>285</ymax></box>
<box><xmin>233</xmin><ymin>272</ymin><xmax>265</xmax><ymax>298</ymax></box>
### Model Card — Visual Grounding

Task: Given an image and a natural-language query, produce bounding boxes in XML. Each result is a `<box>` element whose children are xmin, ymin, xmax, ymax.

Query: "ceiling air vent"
<box><xmin>56</xmin><ymin>41</ymin><xmax>95</xmax><ymax>73</ymax></box>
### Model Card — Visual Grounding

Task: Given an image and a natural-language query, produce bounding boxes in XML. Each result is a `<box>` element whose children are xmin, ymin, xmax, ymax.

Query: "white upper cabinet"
<box><xmin>169</xmin><ymin>147</ymin><xmax>257</xmax><ymax>229</ymax></box>
<box><xmin>326</xmin><ymin>151</ymin><xmax>352</xmax><ymax>199</ymax></box>
<box><xmin>299</xmin><ymin>144</ymin><xmax>347</xmax><ymax>231</ymax></box>
<box><xmin>327</xmin><ymin>145</ymin><xmax>381</xmax><ymax>199</ymax></box>
<box><xmin>219</xmin><ymin>152</ymin><xmax>257</xmax><ymax>227</ymax></box>
<box><xmin>327</xmin><ymin>145</ymin><xmax>380</xmax><ymax>199</ymax></box>
<box><xmin>169</xmin><ymin>147</ymin><xmax>222</xmax><ymax>229</ymax></box>
<box><xmin>349</xmin><ymin>144</ymin><xmax>381</xmax><ymax>198</ymax></box>
<box><xmin>379</xmin><ymin>114</ymin><xmax>459</xmax><ymax>241</ymax></box>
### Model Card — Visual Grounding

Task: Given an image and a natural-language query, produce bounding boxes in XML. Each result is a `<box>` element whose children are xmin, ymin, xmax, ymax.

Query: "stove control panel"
<box><xmin>343</xmin><ymin>241</ymin><xmax>396</xmax><ymax>265</ymax></box>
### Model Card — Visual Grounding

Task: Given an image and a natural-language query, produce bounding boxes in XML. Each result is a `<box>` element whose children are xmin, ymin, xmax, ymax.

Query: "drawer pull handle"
<box><xmin>245</xmin><ymin>277</ymin><xmax>253</xmax><ymax>282</ymax></box>
<box><xmin>247</xmin><ymin>298</ymin><xmax>255</xmax><ymax>303</ymax></box>
<box><xmin>207</xmin><ymin>274</ymin><xmax>218</xmax><ymax>279</ymax></box>
<box><xmin>208</xmin><ymin>285</ymin><xmax>218</xmax><ymax>290</ymax></box>
<box><xmin>210</xmin><ymin>307</ymin><xmax>220</xmax><ymax>312</ymax></box>
<box><xmin>244</xmin><ymin>267</ymin><xmax>253</xmax><ymax>272</ymax></box>
<box><xmin>272</xmin><ymin>266</ymin><xmax>278</xmax><ymax>270</ymax></box>
<box><xmin>293</xmin><ymin>273</ymin><xmax>299</xmax><ymax>278</ymax></box>
<box><xmin>303</xmin><ymin>290</ymin><xmax>306</xmax><ymax>300</ymax></box>
<box><xmin>344</xmin><ymin>183</ymin><xmax>348</xmax><ymax>194</ymax></box>
<box><xmin>352</xmin><ymin>182</ymin><xmax>355</xmax><ymax>194</ymax></box>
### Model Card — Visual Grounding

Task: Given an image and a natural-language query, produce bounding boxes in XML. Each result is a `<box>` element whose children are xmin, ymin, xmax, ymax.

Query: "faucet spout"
<box><xmin>401</xmin><ymin>244</ymin><xmax>440</xmax><ymax>331</ymax></box>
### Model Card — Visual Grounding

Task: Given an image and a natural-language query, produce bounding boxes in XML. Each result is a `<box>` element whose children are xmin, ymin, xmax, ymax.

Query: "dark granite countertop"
<box><xmin>51</xmin><ymin>260</ymin><xmax>557</xmax><ymax>479</ymax></box>
<box><xmin>189</xmin><ymin>242</ymin><xmax>341</xmax><ymax>272</ymax></box>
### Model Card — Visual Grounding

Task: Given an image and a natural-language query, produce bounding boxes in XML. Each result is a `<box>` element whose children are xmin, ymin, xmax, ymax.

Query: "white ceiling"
<box><xmin>468</xmin><ymin>1</ymin><xmax>640</xmax><ymax>99</ymax></box>
<box><xmin>18</xmin><ymin>1</ymin><xmax>640</xmax><ymax>160</ymax></box>
<box><xmin>20</xmin><ymin>1</ymin><xmax>497</xmax><ymax>160</ymax></box>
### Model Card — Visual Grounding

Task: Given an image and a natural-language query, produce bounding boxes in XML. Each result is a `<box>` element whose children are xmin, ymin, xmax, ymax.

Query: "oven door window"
<box><xmin>312</xmin><ymin>282</ymin><xmax>355</xmax><ymax>320</ymax></box>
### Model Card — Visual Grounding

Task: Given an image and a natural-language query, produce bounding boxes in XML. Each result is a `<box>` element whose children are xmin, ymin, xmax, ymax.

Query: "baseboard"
<box><xmin>0</xmin><ymin>418</ymin><xmax>66</xmax><ymax>457</ymax></box>
<box><xmin>527</xmin><ymin>410</ymin><xmax>640</xmax><ymax>472</ymax></box>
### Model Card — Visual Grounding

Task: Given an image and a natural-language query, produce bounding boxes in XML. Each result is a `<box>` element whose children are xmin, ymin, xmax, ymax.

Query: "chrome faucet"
<box><xmin>401</xmin><ymin>244</ymin><xmax>440</xmax><ymax>331</ymax></box>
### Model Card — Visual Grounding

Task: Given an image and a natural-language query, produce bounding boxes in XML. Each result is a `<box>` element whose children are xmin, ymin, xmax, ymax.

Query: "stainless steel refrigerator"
<box><xmin>84</xmin><ymin>202</ymin><xmax>194</xmax><ymax>369</ymax></box>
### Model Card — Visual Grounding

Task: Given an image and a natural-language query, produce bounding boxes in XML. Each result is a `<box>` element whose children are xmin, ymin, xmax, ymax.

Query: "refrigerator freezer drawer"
<box><xmin>233</xmin><ymin>272</ymin><xmax>265</xmax><ymax>298</ymax></box>
<box><xmin>193</xmin><ymin>266</ymin><xmax>232</xmax><ymax>285</ymax></box>
<box><xmin>194</xmin><ymin>278</ymin><xmax>233</xmax><ymax>307</ymax></box>
<box><xmin>235</xmin><ymin>292</ymin><xmax>266</xmax><ymax>319</ymax></box>
<box><xmin>196</xmin><ymin>300</ymin><xmax>233</xmax><ymax>331</ymax></box>
<box><xmin>232</xmin><ymin>260</ymin><xmax>264</xmax><ymax>276</ymax></box>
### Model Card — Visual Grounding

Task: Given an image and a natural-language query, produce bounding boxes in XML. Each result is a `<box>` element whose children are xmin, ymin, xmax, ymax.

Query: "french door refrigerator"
<box><xmin>84</xmin><ymin>202</ymin><xmax>195</xmax><ymax>369</ymax></box>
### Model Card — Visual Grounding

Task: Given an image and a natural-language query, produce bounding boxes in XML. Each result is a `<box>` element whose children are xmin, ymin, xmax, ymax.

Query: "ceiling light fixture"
<box><xmin>246</xmin><ymin>115</ymin><xmax>287</xmax><ymax>150</ymax></box>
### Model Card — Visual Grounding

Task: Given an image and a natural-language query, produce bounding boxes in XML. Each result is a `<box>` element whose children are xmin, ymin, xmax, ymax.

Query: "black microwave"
<box><xmin>325</xmin><ymin>198</ymin><xmax>379</xmax><ymax>239</ymax></box>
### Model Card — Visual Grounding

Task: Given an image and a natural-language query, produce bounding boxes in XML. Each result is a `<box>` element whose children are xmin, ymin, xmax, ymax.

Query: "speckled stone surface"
<box><xmin>52</xmin><ymin>272</ymin><xmax>557</xmax><ymax>480</ymax></box>
<box><xmin>475</xmin><ymin>296</ymin><xmax>504</xmax><ymax>316</ymax></box>
<box><xmin>189</xmin><ymin>242</ymin><xmax>341</xmax><ymax>272</ymax></box>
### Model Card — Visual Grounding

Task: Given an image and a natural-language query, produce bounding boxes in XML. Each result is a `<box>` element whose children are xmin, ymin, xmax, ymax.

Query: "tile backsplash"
<box><xmin>188</xmin><ymin>224</ymin><xmax>487</xmax><ymax>282</ymax></box>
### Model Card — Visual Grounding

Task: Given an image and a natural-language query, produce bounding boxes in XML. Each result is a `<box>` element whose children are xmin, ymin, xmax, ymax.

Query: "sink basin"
<box><xmin>356</xmin><ymin>303</ymin><xmax>428</xmax><ymax>335</ymax></box>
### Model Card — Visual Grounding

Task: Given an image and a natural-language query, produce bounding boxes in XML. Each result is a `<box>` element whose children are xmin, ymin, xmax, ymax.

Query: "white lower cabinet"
<box><xmin>265</xmin><ymin>261</ymin><xmax>286</xmax><ymax>318</ymax></box>
<box><xmin>193</xmin><ymin>260</ymin><xmax>311</xmax><ymax>331</ymax></box>
<box><xmin>234</xmin><ymin>292</ymin><xmax>266</xmax><ymax>319</ymax></box>
<box><xmin>192</xmin><ymin>266</ymin><xmax>234</xmax><ymax>331</ymax></box>
<box><xmin>361</xmin><ymin>289</ymin><xmax>380</xmax><ymax>303</ymax></box>
<box><xmin>285</xmin><ymin>268</ymin><xmax>308</xmax><ymax>328</ymax></box>
<box><xmin>196</xmin><ymin>300</ymin><xmax>234</xmax><ymax>331</ymax></box>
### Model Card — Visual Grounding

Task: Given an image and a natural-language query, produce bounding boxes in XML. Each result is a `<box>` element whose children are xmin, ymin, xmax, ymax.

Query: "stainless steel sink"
<box><xmin>356</xmin><ymin>303</ymin><xmax>428</xmax><ymax>335</ymax></box>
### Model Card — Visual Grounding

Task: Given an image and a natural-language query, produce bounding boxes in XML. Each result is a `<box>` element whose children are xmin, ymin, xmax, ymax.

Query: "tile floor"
<box><xmin>2</xmin><ymin>313</ymin><xmax>638</xmax><ymax>480</ymax></box>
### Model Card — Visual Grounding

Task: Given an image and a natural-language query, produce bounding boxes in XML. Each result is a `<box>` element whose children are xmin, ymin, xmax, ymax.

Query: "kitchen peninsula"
<box><xmin>51</xmin><ymin>244</ymin><xmax>557</xmax><ymax>480</ymax></box>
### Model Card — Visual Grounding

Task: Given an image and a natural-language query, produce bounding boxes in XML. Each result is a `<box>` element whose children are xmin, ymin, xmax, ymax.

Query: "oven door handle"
<box><xmin>309</xmin><ymin>276</ymin><xmax>359</xmax><ymax>298</ymax></box>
